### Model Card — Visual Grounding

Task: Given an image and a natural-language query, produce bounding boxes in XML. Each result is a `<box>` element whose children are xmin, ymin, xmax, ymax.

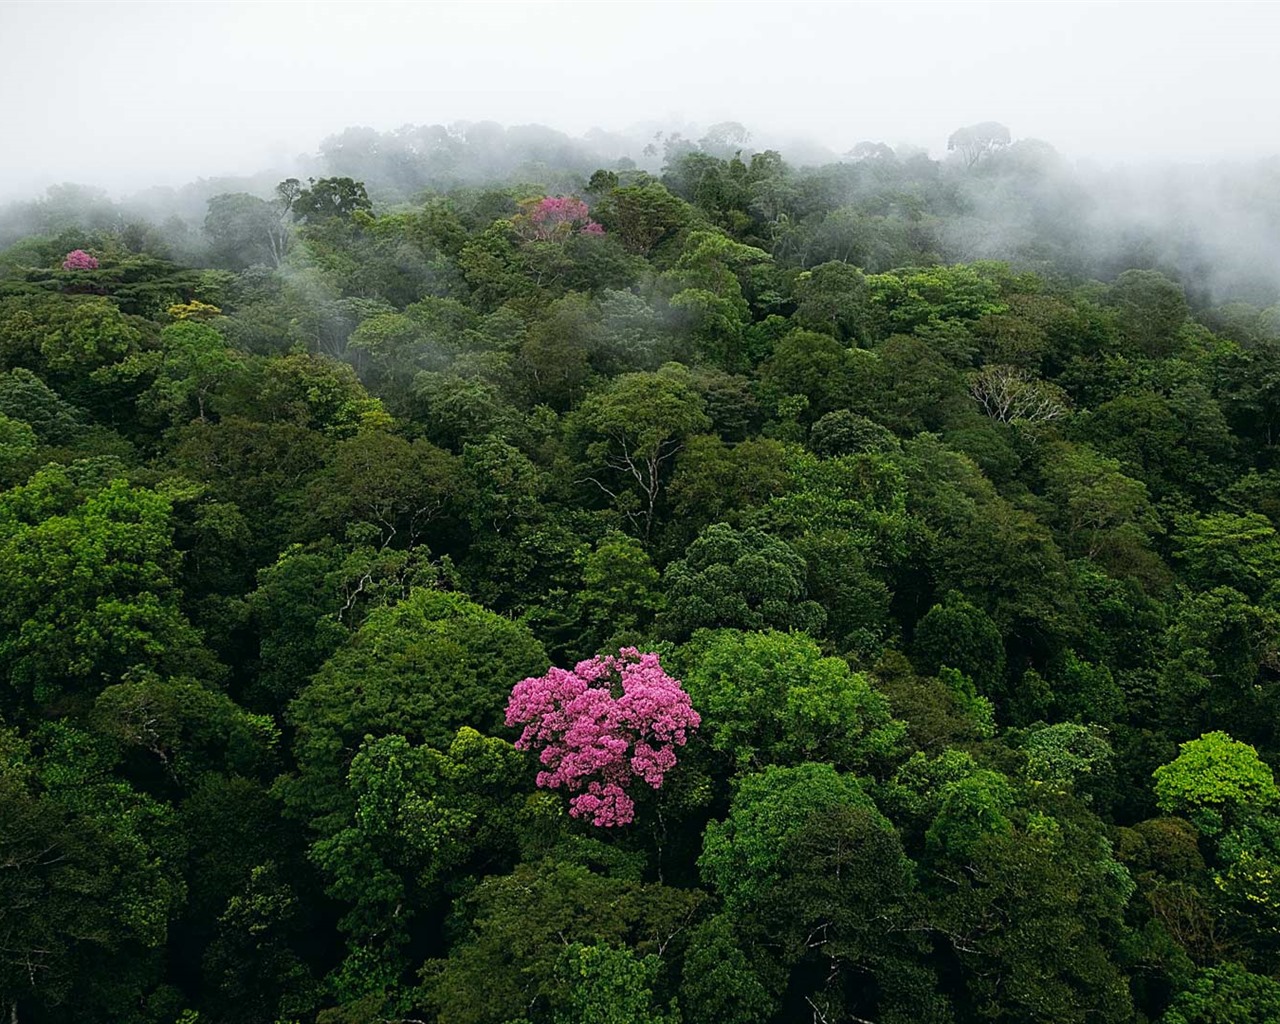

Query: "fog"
<box><xmin>3</xmin><ymin>0</ymin><xmax>1279</xmax><ymax>199</ymax></box>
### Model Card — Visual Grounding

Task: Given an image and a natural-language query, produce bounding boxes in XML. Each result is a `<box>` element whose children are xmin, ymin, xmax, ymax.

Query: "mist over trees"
<box><xmin>2</xmin><ymin>116</ymin><xmax>1280</xmax><ymax>1024</ymax></box>
<box><xmin>4</xmin><ymin>119</ymin><xmax>1280</xmax><ymax>306</ymax></box>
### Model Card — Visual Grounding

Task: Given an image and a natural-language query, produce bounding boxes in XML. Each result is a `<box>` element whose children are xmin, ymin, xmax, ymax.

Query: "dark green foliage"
<box><xmin>913</xmin><ymin>591</ymin><xmax>1006</xmax><ymax>697</ymax></box>
<box><xmin>658</xmin><ymin>523</ymin><xmax>826</xmax><ymax>640</ymax></box>
<box><xmin>4</xmin><ymin>128</ymin><xmax>1280</xmax><ymax>1024</ymax></box>
<box><xmin>281</xmin><ymin>587</ymin><xmax>547</xmax><ymax>829</ymax></box>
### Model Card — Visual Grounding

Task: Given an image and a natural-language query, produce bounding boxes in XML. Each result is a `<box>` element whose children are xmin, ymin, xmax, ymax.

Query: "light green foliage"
<box><xmin>936</xmin><ymin>667</ymin><xmax>996</xmax><ymax>737</ymax></box>
<box><xmin>667</xmin><ymin>231</ymin><xmax>771</xmax><ymax>368</ymax></box>
<box><xmin>1161</xmin><ymin>964</ymin><xmax>1280</xmax><ymax>1024</ymax></box>
<box><xmin>554</xmin><ymin>944</ymin><xmax>674</xmax><ymax>1024</ymax></box>
<box><xmin>866</xmin><ymin>263</ymin><xmax>1007</xmax><ymax>340</ymax></box>
<box><xmin>924</xmin><ymin>766</ymin><xmax>1015</xmax><ymax>858</ymax></box>
<box><xmin>1022</xmin><ymin>722</ymin><xmax>1114</xmax><ymax>794</ymax></box>
<box><xmin>256</xmin><ymin>351</ymin><xmax>387</xmax><ymax>437</ymax></box>
<box><xmin>679</xmin><ymin>628</ymin><xmax>903</xmax><ymax>771</ymax></box>
<box><xmin>39</xmin><ymin>297</ymin><xmax>143</xmax><ymax>371</ymax></box>
<box><xmin>887</xmin><ymin>748</ymin><xmax>986</xmax><ymax>829</ymax></box>
<box><xmin>1041</xmin><ymin>440</ymin><xmax>1152</xmax><ymax>559</ymax></box>
<box><xmin>1154</xmin><ymin>732</ymin><xmax>1279</xmax><ymax>835</ymax></box>
<box><xmin>0</xmin><ymin>465</ymin><xmax>204</xmax><ymax>704</ymax></box>
<box><xmin>748</xmin><ymin>447</ymin><xmax>908</xmax><ymax>556</ymax></box>
<box><xmin>116</xmin><ymin>319</ymin><xmax>245</xmax><ymax>423</ymax></box>
<box><xmin>594</xmin><ymin>181</ymin><xmax>694</xmax><ymax>256</ymax></box>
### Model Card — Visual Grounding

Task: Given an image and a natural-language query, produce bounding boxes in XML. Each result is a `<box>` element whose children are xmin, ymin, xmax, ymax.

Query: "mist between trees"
<box><xmin>3</xmin><ymin>116</ymin><xmax>1280</xmax><ymax>1024</ymax></box>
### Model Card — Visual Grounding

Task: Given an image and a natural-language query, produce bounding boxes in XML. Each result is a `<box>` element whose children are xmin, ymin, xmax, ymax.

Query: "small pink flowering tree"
<box><xmin>62</xmin><ymin>249</ymin><xmax>99</xmax><ymax>270</ymax></box>
<box><xmin>517</xmin><ymin>196</ymin><xmax>604</xmax><ymax>241</ymax></box>
<box><xmin>506</xmin><ymin>648</ymin><xmax>699</xmax><ymax>826</ymax></box>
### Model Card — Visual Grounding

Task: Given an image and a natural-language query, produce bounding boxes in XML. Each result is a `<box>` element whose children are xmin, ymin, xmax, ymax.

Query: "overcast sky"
<box><xmin>2</xmin><ymin>0</ymin><xmax>1278</xmax><ymax>198</ymax></box>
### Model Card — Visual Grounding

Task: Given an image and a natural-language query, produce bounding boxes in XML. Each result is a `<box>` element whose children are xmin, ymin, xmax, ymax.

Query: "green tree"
<box><xmin>1153</xmin><ymin>731</ymin><xmax>1279</xmax><ymax>835</ymax></box>
<box><xmin>0</xmin><ymin>465</ymin><xmax>206</xmax><ymax>707</ymax></box>
<box><xmin>305</xmin><ymin>426</ymin><xmax>459</xmax><ymax>549</ymax></box>
<box><xmin>572</xmin><ymin>363</ymin><xmax>710</xmax><ymax>541</ymax></box>
<box><xmin>790</xmin><ymin>261</ymin><xmax>870</xmax><ymax>343</ymax></box>
<box><xmin>424</xmin><ymin>860</ymin><xmax>701</xmax><ymax>1024</ymax></box>
<box><xmin>554</xmin><ymin>943</ymin><xmax>675</xmax><ymax>1024</ymax></box>
<box><xmin>658</xmin><ymin>523</ymin><xmax>825</xmax><ymax>640</ymax></box>
<box><xmin>678</xmin><ymin>629</ymin><xmax>902</xmax><ymax>772</ymax></box>
<box><xmin>700</xmin><ymin>763</ymin><xmax>937</xmax><ymax>1022</ymax></box>
<box><xmin>120</xmin><ymin>318</ymin><xmax>244</xmax><ymax>424</ymax></box>
<box><xmin>913</xmin><ymin>592</ymin><xmax>1006</xmax><ymax>698</ymax></box>
<box><xmin>1172</xmin><ymin>511</ymin><xmax>1280</xmax><ymax>600</ymax></box>
<box><xmin>291</xmin><ymin>177</ymin><xmax>373</xmax><ymax>222</ymax></box>
<box><xmin>678</xmin><ymin>915</ymin><xmax>775</xmax><ymax>1024</ymax></box>
<box><xmin>1040</xmin><ymin>440</ymin><xmax>1151</xmax><ymax>560</ymax></box>
<box><xmin>281</xmin><ymin>588</ymin><xmax>547</xmax><ymax>830</ymax></box>
<box><xmin>575</xmin><ymin>531</ymin><xmax>664</xmax><ymax>654</ymax></box>
<box><xmin>310</xmin><ymin>729</ymin><xmax>527</xmax><ymax>948</ymax></box>
<box><xmin>1161</xmin><ymin>964</ymin><xmax>1280</xmax><ymax>1024</ymax></box>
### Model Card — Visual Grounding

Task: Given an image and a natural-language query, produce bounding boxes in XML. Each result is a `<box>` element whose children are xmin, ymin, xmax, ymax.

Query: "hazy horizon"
<box><xmin>3</xmin><ymin>0</ymin><xmax>1279</xmax><ymax>200</ymax></box>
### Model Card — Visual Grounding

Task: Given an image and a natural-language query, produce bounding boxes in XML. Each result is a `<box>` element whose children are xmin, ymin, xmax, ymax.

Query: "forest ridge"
<box><xmin>2</xmin><ymin>121</ymin><xmax>1280</xmax><ymax>1024</ymax></box>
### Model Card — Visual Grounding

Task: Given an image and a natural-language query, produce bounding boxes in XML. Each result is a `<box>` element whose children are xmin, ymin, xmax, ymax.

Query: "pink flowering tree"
<box><xmin>505</xmin><ymin>647</ymin><xmax>700</xmax><ymax>826</ymax></box>
<box><xmin>516</xmin><ymin>195</ymin><xmax>604</xmax><ymax>241</ymax></box>
<box><xmin>62</xmin><ymin>249</ymin><xmax>99</xmax><ymax>270</ymax></box>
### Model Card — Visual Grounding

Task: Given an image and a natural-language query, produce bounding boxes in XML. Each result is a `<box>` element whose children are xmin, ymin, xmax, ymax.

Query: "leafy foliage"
<box><xmin>3</xmin><ymin>123</ymin><xmax>1280</xmax><ymax>1024</ymax></box>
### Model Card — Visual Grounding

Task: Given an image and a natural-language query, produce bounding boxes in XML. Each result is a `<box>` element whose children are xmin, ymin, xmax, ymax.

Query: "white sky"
<box><xmin>2</xmin><ymin>0</ymin><xmax>1278</xmax><ymax>197</ymax></box>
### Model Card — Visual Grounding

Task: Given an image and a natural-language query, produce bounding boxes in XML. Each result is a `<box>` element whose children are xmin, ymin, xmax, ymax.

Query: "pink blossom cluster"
<box><xmin>520</xmin><ymin>196</ymin><xmax>604</xmax><ymax>240</ymax></box>
<box><xmin>506</xmin><ymin>648</ymin><xmax>700</xmax><ymax>826</ymax></box>
<box><xmin>61</xmin><ymin>249</ymin><xmax>99</xmax><ymax>270</ymax></box>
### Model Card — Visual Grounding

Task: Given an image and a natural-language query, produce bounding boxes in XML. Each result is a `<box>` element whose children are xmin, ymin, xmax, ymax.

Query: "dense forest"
<box><xmin>3</xmin><ymin>120</ymin><xmax>1280</xmax><ymax>1024</ymax></box>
